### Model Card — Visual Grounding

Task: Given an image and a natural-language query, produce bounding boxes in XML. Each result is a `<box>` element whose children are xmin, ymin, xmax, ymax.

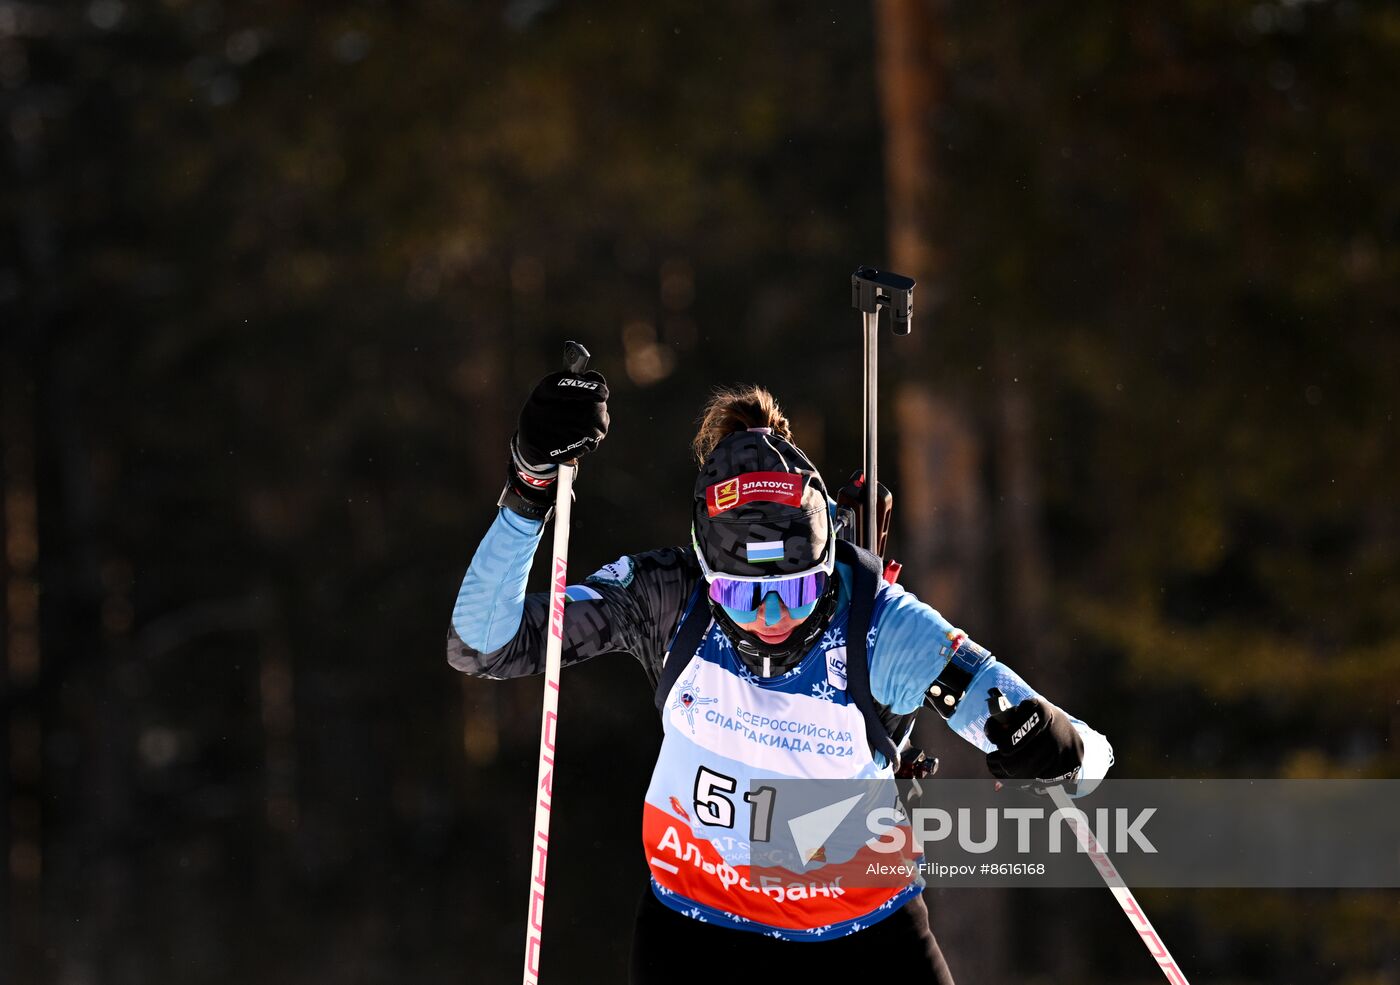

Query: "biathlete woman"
<box><xmin>449</xmin><ymin>372</ymin><xmax>1113</xmax><ymax>982</ymax></box>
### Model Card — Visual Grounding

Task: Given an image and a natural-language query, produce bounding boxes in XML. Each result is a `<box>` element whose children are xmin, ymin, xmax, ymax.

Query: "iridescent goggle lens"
<box><xmin>707</xmin><ymin>570</ymin><xmax>828</xmax><ymax>613</ymax></box>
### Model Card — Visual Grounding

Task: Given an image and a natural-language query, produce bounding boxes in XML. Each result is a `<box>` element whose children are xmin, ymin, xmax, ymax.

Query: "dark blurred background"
<box><xmin>2</xmin><ymin>1</ymin><xmax>1397</xmax><ymax>982</ymax></box>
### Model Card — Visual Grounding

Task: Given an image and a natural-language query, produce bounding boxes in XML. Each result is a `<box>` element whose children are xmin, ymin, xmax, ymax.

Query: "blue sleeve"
<box><xmin>450</xmin><ymin>508</ymin><xmax>545</xmax><ymax>652</ymax></box>
<box><xmin>866</xmin><ymin>587</ymin><xmax>963</xmax><ymax>716</ymax></box>
<box><xmin>868</xmin><ymin>586</ymin><xmax>1114</xmax><ymax>793</ymax></box>
<box><xmin>447</xmin><ymin>513</ymin><xmax>702</xmax><ymax>681</ymax></box>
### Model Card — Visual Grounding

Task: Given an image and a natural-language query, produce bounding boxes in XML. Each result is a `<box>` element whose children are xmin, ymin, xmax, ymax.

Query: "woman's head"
<box><xmin>690</xmin><ymin>386</ymin><xmax>836</xmax><ymax>665</ymax></box>
<box><xmin>690</xmin><ymin>402</ymin><xmax>830</xmax><ymax>578</ymax></box>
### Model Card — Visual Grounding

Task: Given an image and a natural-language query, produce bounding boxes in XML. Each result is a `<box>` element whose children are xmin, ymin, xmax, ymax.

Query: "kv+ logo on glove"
<box><xmin>499</xmin><ymin>369</ymin><xmax>611</xmax><ymax>523</ymax></box>
<box><xmin>984</xmin><ymin>688</ymin><xmax>1084</xmax><ymax>792</ymax></box>
<box><xmin>516</xmin><ymin>370</ymin><xmax>611</xmax><ymax>468</ymax></box>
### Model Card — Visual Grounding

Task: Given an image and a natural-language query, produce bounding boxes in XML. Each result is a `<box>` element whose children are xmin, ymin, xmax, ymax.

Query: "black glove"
<box><xmin>516</xmin><ymin>370</ymin><xmax>610</xmax><ymax>468</ymax></box>
<box><xmin>984</xmin><ymin>691</ymin><xmax>1084</xmax><ymax>790</ymax></box>
<box><xmin>499</xmin><ymin>370</ymin><xmax>609</xmax><ymax>521</ymax></box>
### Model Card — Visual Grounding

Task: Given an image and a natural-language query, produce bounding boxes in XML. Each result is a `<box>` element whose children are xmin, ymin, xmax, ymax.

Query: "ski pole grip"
<box><xmin>560</xmin><ymin>341</ymin><xmax>592</xmax><ymax>468</ymax></box>
<box><xmin>987</xmin><ymin>687</ymin><xmax>1012</xmax><ymax>716</ymax></box>
<box><xmin>563</xmin><ymin>340</ymin><xmax>591</xmax><ymax>374</ymax></box>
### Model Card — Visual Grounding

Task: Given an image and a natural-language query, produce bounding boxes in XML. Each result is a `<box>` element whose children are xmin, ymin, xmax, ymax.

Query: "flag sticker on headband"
<box><xmin>706</xmin><ymin>472</ymin><xmax>805</xmax><ymax>517</ymax></box>
<box><xmin>746</xmin><ymin>540</ymin><xmax>785</xmax><ymax>563</ymax></box>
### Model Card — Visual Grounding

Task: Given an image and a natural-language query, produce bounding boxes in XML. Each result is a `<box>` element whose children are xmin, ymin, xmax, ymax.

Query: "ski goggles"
<box><xmin>706</xmin><ymin>569</ymin><xmax>829</xmax><ymax>614</ymax></box>
<box><xmin>691</xmin><ymin>526</ymin><xmax>834</xmax><ymax>618</ymax></box>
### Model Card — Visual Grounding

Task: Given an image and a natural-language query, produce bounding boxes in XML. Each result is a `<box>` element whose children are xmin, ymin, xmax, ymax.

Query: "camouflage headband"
<box><xmin>691</xmin><ymin>429</ymin><xmax>831</xmax><ymax>577</ymax></box>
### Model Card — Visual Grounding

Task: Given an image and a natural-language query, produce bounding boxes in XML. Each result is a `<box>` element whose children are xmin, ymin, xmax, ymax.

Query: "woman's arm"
<box><xmin>446</xmin><ymin>508</ymin><xmax>701</xmax><ymax>682</ymax></box>
<box><xmin>867</xmin><ymin>585</ymin><xmax>1114</xmax><ymax>794</ymax></box>
<box><xmin>450</xmin><ymin>508</ymin><xmax>546</xmax><ymax>666</ymax></box>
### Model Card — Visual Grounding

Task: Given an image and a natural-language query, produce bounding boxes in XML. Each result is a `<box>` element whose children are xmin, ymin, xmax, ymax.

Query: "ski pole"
<box><xmin>988</xmin><ymin>689</ymin><xmax>1192</xmax><ymax>985</ymax></box>
<box><xmin>521</xmin><ymin>340</ymin><xmax>590</xmax><ymax>985</ymax></box>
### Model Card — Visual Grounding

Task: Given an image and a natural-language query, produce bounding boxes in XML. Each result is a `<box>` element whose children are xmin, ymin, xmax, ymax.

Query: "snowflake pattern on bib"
<box><xmin>643</xmin><ymin>589</ymin><xmax>922</xmax><ymax>940</ymax></box>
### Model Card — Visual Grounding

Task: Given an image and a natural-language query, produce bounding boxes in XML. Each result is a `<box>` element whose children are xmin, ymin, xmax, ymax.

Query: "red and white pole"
<box><xmin>1045</xmin><ymin>773</ymin><xmax>1192</xmax><ymax>983</ymax></box>
<box><xmin>989</xmin><ymin>687</ymin><xmax>1190</xmax><ymax>984</ymax></box>
<box><xmin>520</xmin><ymin>459</ymin><xmax>574</xmax><ymax>985</ymax></box>
<box><xmin>521</xmin><ymin>341</ymin><xmax>590</xmax><ymax>985</ymax></box>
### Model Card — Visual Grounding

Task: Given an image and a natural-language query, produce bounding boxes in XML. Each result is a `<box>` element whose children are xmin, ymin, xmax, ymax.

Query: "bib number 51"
<box><xmin>694</xmin><ymin>766</ymin><xmax>775</xmax><ymax>841</ymax></box>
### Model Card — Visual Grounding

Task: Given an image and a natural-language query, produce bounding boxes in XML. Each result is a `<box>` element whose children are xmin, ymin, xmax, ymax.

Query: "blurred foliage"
<box><xmin>928</xmin><ymin>0</ymin><xmax>1400</xmax><ymax>784</ymax></box>
<box><xmin>1</xmin><ymin>0</ymin><xmax>1395</xmax><ymax>983</ymax></box>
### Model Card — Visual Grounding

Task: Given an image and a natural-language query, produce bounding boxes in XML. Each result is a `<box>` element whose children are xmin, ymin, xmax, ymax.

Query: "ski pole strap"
<box><xmin>837</xmin><ymin>540</ymin><xmax>902</xmax><ymax>769</ymax></box>
<box><xmin>653</xmin><ymin>583</ymin><xmax>710</xmax><ymax>714</ymax></box>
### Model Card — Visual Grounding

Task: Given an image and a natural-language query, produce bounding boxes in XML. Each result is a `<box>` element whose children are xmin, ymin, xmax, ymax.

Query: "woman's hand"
<box><xmin>499</xmin><ymin>370</ymin><xmax>610</xmax><ymax>520</ymax></box>
<box><xmin>515</xmin><ymin>370</ymin><xmax>611</xmax><ymax>469</ymax></box>
<box><xmin>984</xmin><ymin>692</ymin><xmax>1085</xmax><ymax>790</ymax></box>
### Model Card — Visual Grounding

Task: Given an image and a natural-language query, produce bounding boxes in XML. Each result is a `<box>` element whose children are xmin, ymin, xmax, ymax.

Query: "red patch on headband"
<box><xmin>706</xmin><ymin>472</ymin><xmax>804</xmax><ymax>516</ymax></box>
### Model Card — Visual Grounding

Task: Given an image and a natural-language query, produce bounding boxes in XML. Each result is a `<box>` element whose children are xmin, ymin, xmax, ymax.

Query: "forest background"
<box><xmin>2</xmin><ymin>1</ymin><xmax>1397</xmax><ymax>982</ymax></box>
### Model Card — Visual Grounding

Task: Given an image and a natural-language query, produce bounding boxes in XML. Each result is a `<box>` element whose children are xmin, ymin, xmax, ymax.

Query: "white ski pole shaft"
<box><xmin>1045</xmin><ymin>774</ymin><xmax>1191</xmax><ymax>983</ymax></box>
<box><xmin>521</xmin><ymin>342</ymin><xmax>589</xmax><ymax>985</ymax></box>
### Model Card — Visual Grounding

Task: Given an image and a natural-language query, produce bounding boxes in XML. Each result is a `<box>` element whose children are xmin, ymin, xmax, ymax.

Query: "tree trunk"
<box><xmin>993</xmin><ymin>370</ymin><xmax>1053</xmax><ymax>670</ymax></box>
<box><xmin>873</xmin><ymin>3</ymin><xmax>1009</xmax><ymax>982</ymax></box>
<box><xmin>874</xmin><ymin>0</ymin><xmax>942</xmax><ymax>289</ymax></box>
<box><xmin>2</xmin><ymin>356</ymin><xmax>44</xmax><ymax>984</ymax></box>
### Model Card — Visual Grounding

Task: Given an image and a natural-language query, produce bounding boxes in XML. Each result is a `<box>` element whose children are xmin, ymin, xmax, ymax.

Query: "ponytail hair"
<box><xmin>691</xmin><ymin>385</ymin><xmax>794</xmax><ymax>465</ymax></box>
